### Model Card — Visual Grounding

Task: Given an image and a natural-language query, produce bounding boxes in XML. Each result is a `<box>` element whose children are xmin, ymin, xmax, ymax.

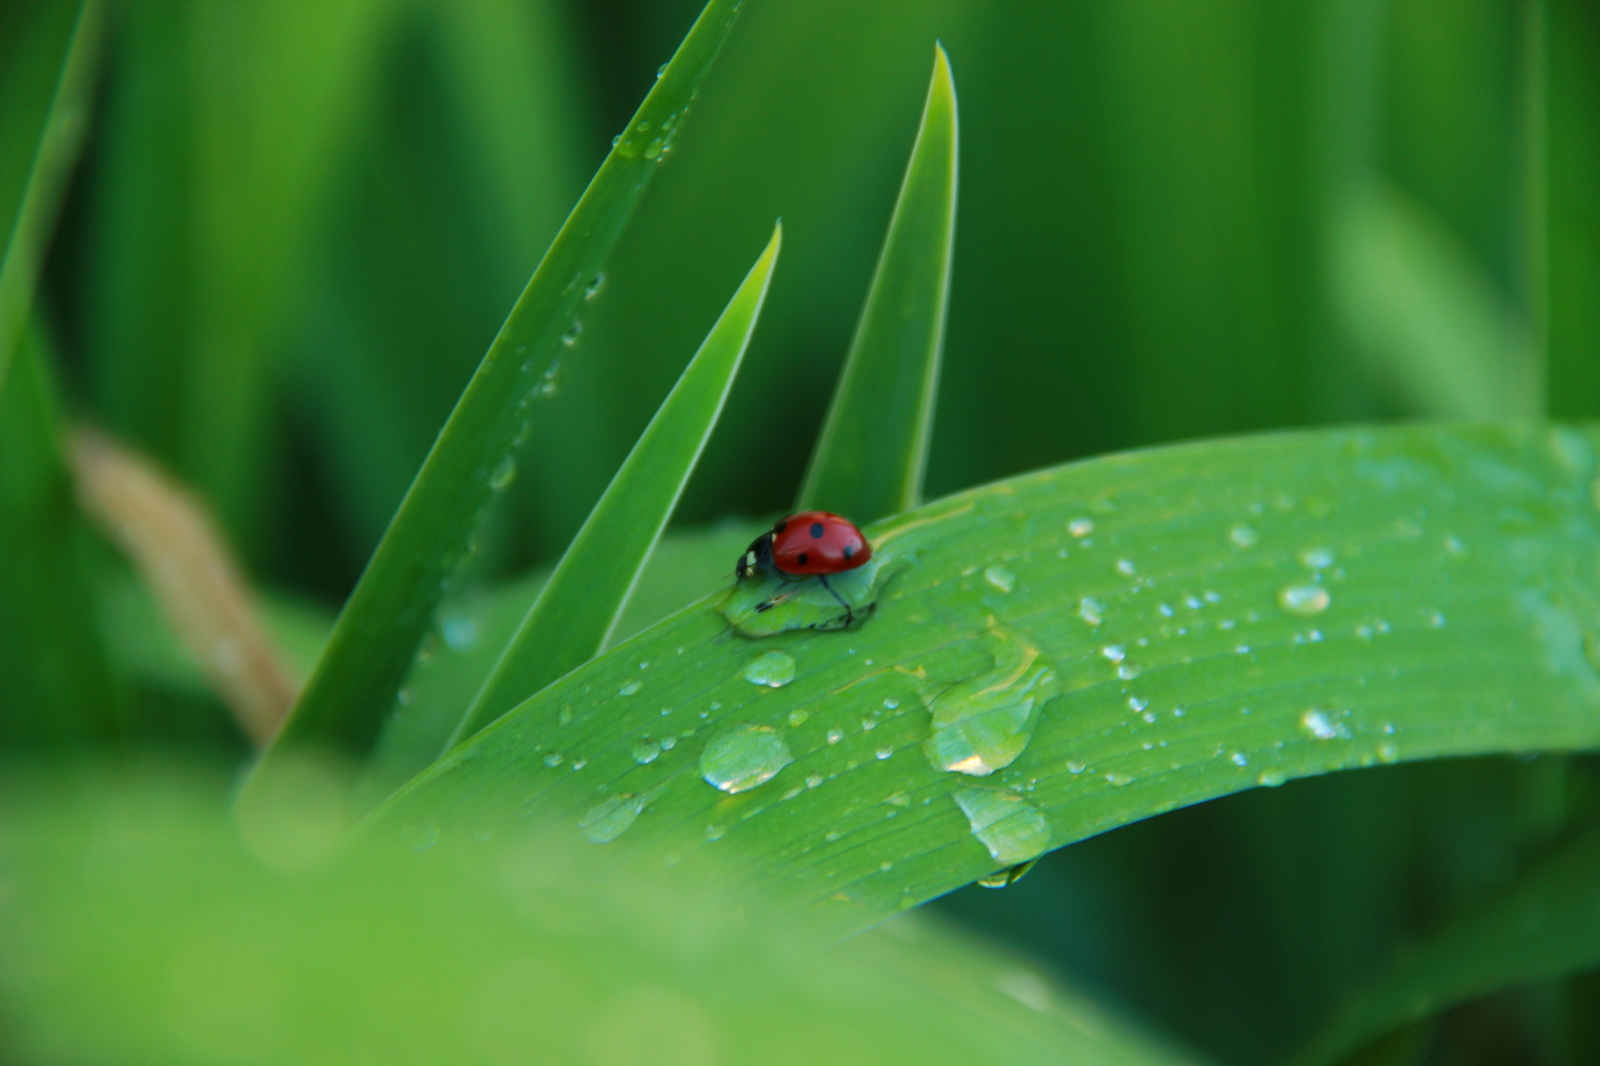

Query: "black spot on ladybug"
<box><xmin>843</xmin><ymin>544</ymin><xmax>855</xmax><ymax>559</ymax></box>
<box><xmin>773</xmin><ymin>520</ymin><xmax>786</xmax><ymax>534</ymax></box>
<box><xmin>810</xmin><ymin>522</ymin><xmax>825</xmax><ymax>538</ymax></box>
<box><xmin>797</xmin><ymin>552</ymin><xmax>809</xmax><ymax>567</ymax></box>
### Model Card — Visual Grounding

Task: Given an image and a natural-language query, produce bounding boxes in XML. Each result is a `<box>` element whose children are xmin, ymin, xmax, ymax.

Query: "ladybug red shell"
<box><xmin>736</xmin><ymin>511</ymin><xmax>872</xmax><ymax>581</ymax></box>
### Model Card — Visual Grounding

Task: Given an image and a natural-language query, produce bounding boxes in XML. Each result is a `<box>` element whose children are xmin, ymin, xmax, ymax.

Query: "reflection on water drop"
<box><xmin>1230</xmin><ymin>525</ymin><xmax>1259</xmax><ymax>548</ymax></box>
<box><xmin>743</xmin><ymin>650</ymin><xmax>796</xmax><ymax>688</ymax></box>
<box><xmin>581</xmin><ymin>795</ymin><xmax>643</xmax><ymax>843</ymax></box>
<box><xmin>1101</xmin><ymin>644</ymin><xmax>1126</xmax><ymax>663</ymax></box>
<box><xmin>985</xmin><ymin>565</ymin><xmax>1016</xmax><ymax>593</ymax></box>
<box><xmin>827</xmin><ymin>728</ymin><xmax>844</xmax><ymax>744</ymax></box>
<box><xmin>921</xmin><ymin>623</ymin><xmax>1058</xmax><ymax>776</ymax></box>
<box><xmin>1069</xmin><ymin>518</ymin><xmax>1094</xmax><ymax>537</ymax></box>
<box><xmin>1231</xmin><ymin>752</ymin><xmax>1249</xmax><ymax>766</ymax></box>
<box><xmin>700</xmin><ymin>724</ymin><xmax>792</xmax><ymax>793</ymax></box>
<box><xmin>954</xmin><ymin>786</ymin><xmax>1051</xmax><ymax>865</ymax></box>
<box><xmin>1279</xmin><ymin>585</ymin><xmax>1331</xmax><ymax>615</ymax></box>
<box><xmin>1301</xmin><ymin>707</ymin><xmax>1346</xmax><ymax>740</ymax></box>
<box><xmin>489</xmin><ymin>455</ymin><xmax>516</xmax><ymax>491</ymax></box>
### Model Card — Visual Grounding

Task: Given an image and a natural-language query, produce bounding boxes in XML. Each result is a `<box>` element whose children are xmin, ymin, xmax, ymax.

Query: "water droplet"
<box><xmin>404</xmin><ymin>822</ymin><xmax>440</xmax><ymax>851</ymax></box>
<box><xmin>1230</xmin><ymin>525</ymin><xmax>1259</xmax><ymax>548</ymax></box>
<box><xmin>1115</xmin><ymin>558</ymin><xmax>1136</xmax><ymax>576</ymax></box>
<box><xmin>1376</xmin><ymin>741</ymin><xmax>1400</xmax><ymax>764</ymax></box>
<box><xmin>922</xmin><ymin>624</ymin><xmax>1058</xmax><ymax>776</ymax></box>
<box><xmin>1257</xmin><ymin>769</ymin><xmax>1287</xmax><ymax>787</ymax></box>
<box><xmin>1116</xmin><ymin>663</ymin><xmax>1142</xmax><ymax>680</ymax></box>
<box><xmin>580</xmin><ymin>795</ymin><xmax>643</xmax><ymax>843</ymax></box>
<box><xmin>827</xmin><ymin>728</ymin><xmax>844</xmax><ymax>745</ymax></box>
<box><xmin>700</xmin><ymin>724</ymin><xmax>792</xmax><ymax>793</ymax></box>
<box><xmin>1128</xmin><ymin>696</ymin><xmax>1149</xmax><ymax>712</ymax></box>
<box><xmin>1101</xmin><ymin>644</ymin><xmax>1126</xmax><ymax>663</ymax></box>
<box><xmin>611</xmin><ymin>133</ymin><xmax>622</xmax><ymax>147</ymax></box>
<box><xmin>787</xmin><ymin>709</ymin><xmax>809</xmax><ymax>727</ymax></box>
<box><xmin>743</xmin><ymin>650</ymin><xmax>796</xmax><ymax>688</ymax></box>
<box><xmin>1079</xmin><ymin>597</ymin><xmax>1104</xmax><ymax>625</ymax></box>
<box><xmin>543</xmin><ymin>752</ymin><xmax>564</xmax><ymax>767</ymax></box>
<box><xmin>489</xmin><ymin>455</ymin><xmax>517</xmax><ymax>491</ymax></box>
<box><xmin>705</xmin><ymin>824</ymin><xmax>726</xmax><ymax>841</ymax></box>
<box><xmin>1279</xmin><ymin>585</ymin><xmax>1331</xmax><ymax>616</ymax></box>
<box><xmin>561</xmin><ymin>321</ymin><xmax>583</xmax><ymax>347</ymax></box>
<box><xmin>985</xmin><ymin>565</ymin><xmax>1016</xmax><ymax>593</ymax></box>
<box><xmin>1427</xmin><ymin>611</ymin><xmax>1446</xmax><ymax>627</ymax></box>
<box><xmin>954</xmin><ymin>787</ymin><xmax>1051</xmax><ymax>865</ymax></box>
<box><xmin>1066</xmin><ymin>761</ymin><xmax>1086</xmax><ymax>774</ymax></box>
<box><xmin>1104</xmin><ymin>772</ymin><xmax>1134</xmax><ymax>787</ymax></box>
<box><xmin>1069</xmin><ymin>518</ymin><xmax>1095</xmax><ymax>537</ymax></box>
<box><xmin>659</xmin><ymin>736</ymin><xmax>677</xmax><ymax>750</ymax></box>
<box><xmin>440</xmin><ymin>614</ymin><xmax>480</xmax><ymax>651</ymax></box>
<box><xmin>861</xmin><ymin>717</ymin><xmax>877</xmax><ymax>731</ymax></box>
<box><xmin>883</xmin><ymin>698</ymin><xmax>900</xmax><ymax>711</ymax></box>
<box><xmin>1300</xmin><ymin>547</ymin><xmax>1334</xmax><ymax>569</ymax></box>
<box><xmin>806</xmin><ymin>773</ymin><xmax>824</xmax><ymax>788</ymax></box>
<box><xmin>1301</xmin><ymin>707</ymin><xmax>1347</xmax><ymax>740</ymax></box>
<box><xmin>584</xmin><ymin>272</ymin><xmax>607</xmax><ymax>301</ymax></box>
<box><xmin>630</xmin><ymin>737</ymin><xmax>661</xmax><ymax>764</ymax></box>
<box><xmin>876</xmin><ymin>747</ymin><xmax>893</xmax><ymax>761</ymax></box>
<box><xmin>619</xmin><ymin>680</ymin><xmax>642</xmax><ymax>696</ymax></box>
<box><xmin>537</xmin><ymin>361</ymin><xmax>562</xmax><ymax>397</ymax></box>
<box><xmin>1231</xmin><ymin>752</ymin><xmax>1249</xmax><ymax>766</ymax></box>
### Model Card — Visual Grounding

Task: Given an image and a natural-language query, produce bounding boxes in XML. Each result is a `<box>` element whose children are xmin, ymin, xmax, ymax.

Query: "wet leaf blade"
<box><xmin>250</xmin><ymin>0</ymin><xmax>745</xmax><ymax>780</ymax></box>
<box><xmin>375</xmin><ymin>425</ymin><xmax>1600</xmax><ymax>935</ymax></box>
<box><xmin>0</xmin><ymin>0</ymin><xmax>98</xmax><ymax>386</ymax></box>
<box><xmin>450</xmin><ymin>224</ymin><xmax>782</xmax><ymax>747</ymax></box>
<box><xmin>1289</xmin><ymin>821</ymin><xmax>1600</xmax><ymax>1066</ymax></box>
<box><xmin>796</xmin><ymin>44</ymin><xmax>958</xmax><ymax>523</ymax></box>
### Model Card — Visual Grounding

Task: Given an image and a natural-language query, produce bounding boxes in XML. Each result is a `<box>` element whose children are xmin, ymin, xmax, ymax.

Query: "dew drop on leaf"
<box><xmin>580</xmin><ymin>795</ymin><xmax>643</xmax><ymax>843</ymax></box>
<box><xmin>699</xmin><ymin>724</ymin><xmax>791</xmax><ymax>793</ymax></box>
<box><xmin>1279</xmin><ymin>584</ymin><xmax>1331</xmax><ymax>615</ymax></box>
<box><xmin>954</xmin><ymin>786</ymin><xmax>1050</xmax><ymax>865</ymax></box>
<box><xmin>742</xmin><ymin>650</ymin><xmax>796</xmax><ymax>688</ymax></box>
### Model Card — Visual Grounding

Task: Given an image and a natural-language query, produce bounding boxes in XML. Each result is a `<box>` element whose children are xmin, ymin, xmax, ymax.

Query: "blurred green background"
<box><xmin>25</xmin><ymin>1</ymin><xmax>1600</xmax><ymax>1062</ymax></box>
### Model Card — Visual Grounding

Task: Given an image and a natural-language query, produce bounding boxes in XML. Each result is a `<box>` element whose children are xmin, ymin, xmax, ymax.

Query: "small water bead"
<box><xmin>861</xmin><ymin>717</ymin><xmax>878</xmax><ymax>732</ymax></box>
<box><xmin>883</xmin><ymin>698</ymin><xmax>900</xmax><ymax>711</ymax></box>
<box><xmin>827</xmin><ymin>728</ymin><xmax>844</xmax><ymax>745</ymax></box>
<box><xmin>787</xmin><ymin>709</ymin><xmax>810</xmax><ymax>727</ymax></box>
<box><xmin>985</xmin><ymin>565</ymin><xmax>1016</xmax><ymax>593</ymax></box>
<box><xmin>705</xmin><ymin>824</ymin><xmax>726</xmax><ymax>842</ymax></box>
<box><xmin>441</xmin><ymin>615</ymin><xmax>480</xmax><ymax>651</ymax></box>
<box><xmin>1231</xmin><ymin>752</ymin><xmax>1249</xmax><ymax>767</ymax></box>
<box><xmin>1104</xmin><ymin>772</ymin><xmax>1134</xmax><ymax>787</ymax></box>
<box><xmin>1101</xmin><ymin>644</ymin><xmax>1126</xmax><ymax>663</ymax></box>
<box><xmin>619</xmin><ymin>680</ymin><xmax>642</xmax><ymax>696</ymax></box>
<box><xmin>1115</xmin><ymin>558</ymin><xmax>1137</xmax><ymax>576</ymax></box>
<box><xmin>488</xmin><ymin>455</ymin><xmax>517</xmax><ymax>491</ymax></box>
<box><xmin>1301</xmin><ymin>708</ymin><xmax>1345</xmax><ymax>741</ymax></box>
<box><xmin>659</xmin><ymin>735</ymin><xmax>677</xmax><ymax>751</ymax></box>
<box><xmin>583</xmin><ymin>272</ymin><xmax>607</xmax><ymax>301</ymax></box>
<box><xmin>561</xmin><ymin>321</ymin><xmax>583</xmax><ymax>347</ymax></box>
<box><xmin>580</xmin><ymin>795</ymin><xmax>644</xmax><ymax>843</ymax></box>
<box><xmin>1116</xmin><ymin>663</ymin><xmax>1141</xmax><ymax>680</ymax></box>
<box><xmin>1230</xmin><ymin>525</ymin><xmax>1260</xmax><ymax>549</ymax></box>
<box><xmin>1279</xmin><ymin>585</ymin><xmax>1331</xmax><ymax>616</ymax></box>
<box><xmin>1128</xmin><ymin>696</ymin><xmax>1149</xmax><ymax>712</ymax></box>
<box><xmin>1300</xmin><ymin>547</ymin><xmax>1334</xmax><ymax>569</ymax></box>
<box><xmin>876</xmin><ymin>747</ymin><xmax>894</xmax><ymax>761</ymax></box>
<box><xmin>1069</xmin><ymin>518</ymin><xmax>1095</xmax><ymax>537</ymax></box>
<box><xmin>806</xmin><ymin>773</ymin><xmax>824</xmax><ymax>789</ymax></box>
<box><xmin>699</xmin><ymin>725</ymin><xmax>792</xmax><ymax>794</ymax></box>
<box><xmin>954</xmin><ymin>787</ymin><xmax>1051</xmax><ymax>865</ymax></box>
<box><xmin>1143</xmin><ymin>712</ymin><xmax>1158</xmax><ymax>724</ymax></box>
<box><xmin>1079</xmin><ymin>597</ymin><xmax>1104</xmax><ymax>625</ymax></box>
<box><xmin>742</xmin><ymin>650</ymin><xmax>796</xmax><ymax>688</ymax></box>
<box><xmin>1428</xmin><ymin>611</ymin><xmax>1446</xmax><ymax>627</ymax></box>
<box><xmin>543</xmin><ymin>752</ymin><xmax>564</xmax><ymax>767</ymax></box>
<box><xmin>1376</xmin><ymin>741</ymin><xmax>1400</xmax><ymax>764</ymax></box>
<box><xmin>1067</xmin><ymin>761</ymin><xmax>1086</xmax><ymax>774</ymax></box>
<box><xmin>1257</xmin><ymin>769</ymin><xmax>1288</xmax><ymax>787</ymax></box>
<box><xmin>630</xmin><ymin>738</ymin><xmax>661</xmax><ymax>764</ymax></box>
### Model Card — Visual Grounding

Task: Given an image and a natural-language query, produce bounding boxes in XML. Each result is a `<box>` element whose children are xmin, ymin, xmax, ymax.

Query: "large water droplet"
<box><xmin>1279</xmin><ymin>585</ymin><xmax>1331</xmax><ymax>615</ymax></box>
<box><xmin>954</xmin><ymin>786</ymin><xmax>1051</xmax><ymax>865</ymax></box>
<box><xmin>581</xmin><ymin>795</ymin><xmax>643</xmax><ymax>843</ymax></box>
<box><xmin>743</xmin><ymin>650</ymin><xmax>796</xmax><ymax>688</ymax></box>
<box><xmin>489</xmin><ymin>455</ymin><xmax>517</xmax><ymax>492</ymax></box>
<box><xmin>985</xmin><ymin>565</ymin><xmax>1016</xmax><ymax>593</ymax></box>
<box><xmin>921</xmin><ymin>623</ymin><xmax>1058</xmax><ymax>776</ymax></box>
<box><xmin>700</xmin><ymin>724</ymin><xmax>792</xmax><ymax>793</ymax></box>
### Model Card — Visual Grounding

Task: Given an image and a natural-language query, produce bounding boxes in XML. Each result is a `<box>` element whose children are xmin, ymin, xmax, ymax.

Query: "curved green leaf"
<box><xmin>797</xmin><ymin>44</ymin><xmax>957</xmax><ymax>523</ymax></box>
<box><xmin>449</xmin><ymin>224</ymin><xmax>782</xmax><ymax>748</ymax></box>
<box><xmin>374</xmin><ymin>424</ymin><xmax>1600</xmax><ymax>933</ymax></box>
<box><xmin>250</xmin><ymin>0</ymin><xmax>746</xmax><ymax>788</ymax></box>
<box><xmin>1290</xmin><ymin>819</ymin><xmax>1600</xmax><ymax>1065</ymax></box>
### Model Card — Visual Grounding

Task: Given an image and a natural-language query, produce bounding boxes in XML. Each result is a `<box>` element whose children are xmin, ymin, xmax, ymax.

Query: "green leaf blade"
<box><xmin>450</xmin><ymin>222</ymin><xmax>782</xmax><ymax>747</ymax></box>
<box><xmin>797</xmin><ymin>43</ymin><xmax>958</xmax><ymax>524</ymax></box>
<box><xmin>374</xmin><ymin>424</ymin><xmax>1600</xmax><ymax>935</ymax></box>
<box><xmin>250</xmin><ymin>0</ymin><xmax>745</xmax><ymax>782</ymax></box>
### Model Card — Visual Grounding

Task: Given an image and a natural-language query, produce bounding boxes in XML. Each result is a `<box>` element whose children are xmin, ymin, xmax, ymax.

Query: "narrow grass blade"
<box><xmin>0</xmin><ymin>762</ymin><xmax>1208</xmax><ymax>1066</ymax></box>
<box><xmin>375</xmin><ymin>424</ymin><xmax>1600</xmax><ymax>936</ymax></box>
<box><xmin>449</xmin><ymin>224</ymin><xmax>782</xmax><ymax>747</ymax></box>
<box><xmin>1290</xmin><ymin>820</ymin><xmax>1600</xmax><ymax>1066</ymax></box>
<box><xmin>251</xmin><ymin>0</ymin><xmax>745</xmax><ymax>781</ymax></box>
<box><xmin>0</xmin><ymin>327</ymin><xmax>117</xmax><ymax>745</ymax></box>
<box><xmin>0</xmin><ymin>0</ymin><xmax>99</xmax><ymax>387</ymax></box>
<box><xmin>796</xmin><ymin>44</ymin><xmax>957</xmax><ymax>523</ymax></box>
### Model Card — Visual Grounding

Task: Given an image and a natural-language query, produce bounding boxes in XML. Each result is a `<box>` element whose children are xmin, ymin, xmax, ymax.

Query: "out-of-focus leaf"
<box><xmin>451</xmin><ymin>224</ymin><xmax>780</xmax><ymax>748</ymax></box>
<box><xmin>378</xmin><ymin>425</ymin><xmax>1600</xmax><ymax>935</ymax></box>
<box><xmin>249</xmin><ymin>0</ymin><xmax>747</xmax><ymax>790</ymax></box>
<box><xmin>0</xmin><ymin>327</ymin><xmax>117</xmax><ymax>745</ymax></box>
<box><xmin>0</xmin><ymin>760</ymin><xmax>1208</xmax><ymax>1066</ymax></box>
<box><xmin>0</xmin><ymin>0</ymin><xmax>97</xmax><ymax>386</ymax></box>
<box><xmin>798</xmin><ymin>45</ymin><xmax>957</xmax><ymax>523</ymax></box>
<box><xmin>1291</xmin><ymin>820</ymin><xmax>1600</xmax><ymax>1065</ymax></box>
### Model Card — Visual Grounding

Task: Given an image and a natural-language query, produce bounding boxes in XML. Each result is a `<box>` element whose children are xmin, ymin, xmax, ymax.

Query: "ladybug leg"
<box><xmin>816</xmin><ymin>574</ymin><xmax>853</xmax><ymax>628</ymax></box>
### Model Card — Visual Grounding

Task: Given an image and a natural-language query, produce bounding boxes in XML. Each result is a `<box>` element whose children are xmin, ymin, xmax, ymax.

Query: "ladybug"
<box><xmin>736</xmin><ymin>510</ymin><xmax>872</xmax><ymax>624</ymax></box>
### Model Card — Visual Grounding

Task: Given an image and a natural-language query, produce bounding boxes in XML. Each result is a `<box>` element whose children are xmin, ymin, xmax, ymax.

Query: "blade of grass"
<box><xmin>796</xmin><ymin>44</ymin><xmax>957</xmax><ymax>523</ymax></box>
<box><xmin>375</xmin><ymin>424</ymin><xmax>1600</xmax><ymax>936</ymax></box>
<box><xmin>249</xmin><ymin>0</ymin><xmax>745</xmax><ymax>784</ymax></box>
<box><xmin>0</xmin><ymin>0</ymin><xmax>99</xmax><ymax>387</ymax></box>
<box><xmin>1289</xmin><ymin>819</ymin><xmax>1600</xmax><ymax>1066</ymax></box>
<box><xmin>448</xmin><ymin>223</ymin><xmax>781</xmax><ymax>748</ymax></box>
<box><xmin>0</xmin><ymin>326</ymin><xmax>117</xmax><ymax>745</ymax></box>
